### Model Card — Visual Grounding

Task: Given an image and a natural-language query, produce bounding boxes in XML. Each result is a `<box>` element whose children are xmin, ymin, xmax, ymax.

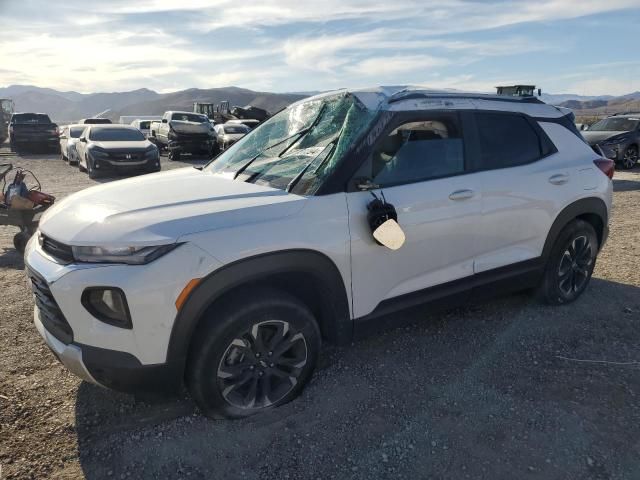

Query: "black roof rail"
<box><xmin>387</xmin><ymin>92</ymin><xmax>544</xmax><ymax>105</ymax></box>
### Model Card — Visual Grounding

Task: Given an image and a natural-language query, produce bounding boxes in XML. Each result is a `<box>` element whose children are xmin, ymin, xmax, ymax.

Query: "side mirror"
<box><xmin>582</xmin><ymin>125</ymin><xmax>589</xmax><ymax>131</ymax></box>
<box><xmin>373</xmin><ymin>219</ymin><xmax>406</xmax><ymax>250</ymax></box>
<box><xmin>161</xmin><ymin>119</ymin><xmax>168</xmax><ymax>123</ymax></box>
<box><xmin>80</xmin><ymin>137</ymin><xmax>87</xmax><ymax>143</ymax></box>
<box><xmin>366</xmin><ymin>191</ymin><xmax>406</xmax><ymax>250</ymax></box>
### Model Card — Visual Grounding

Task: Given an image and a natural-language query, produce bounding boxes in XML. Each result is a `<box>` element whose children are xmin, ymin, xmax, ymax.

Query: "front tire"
<box><xmin>168</xmin><ymin>149</ymin><xmax>180</xmax><ymax>162</ymax></box>
<box><xmin>187</xmin><ymin>288</ymin><xmax>321</xmax><ymax>419</ymax></box>
<box><xmin>537</xmin><ymin>219</ymin><xmax>598</xmax><ymax>305</ymax></box>
<box><xmin>87</xmin><ymin>157</ymin><xmax>99</xmax><ymax>179</ymax></box>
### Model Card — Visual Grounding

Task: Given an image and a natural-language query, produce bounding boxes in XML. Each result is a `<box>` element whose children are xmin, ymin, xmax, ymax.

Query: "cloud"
<box><xmin>0</xmin><ymin>0</ymin><xmax>639</xmax><ymax>94</ymax></box>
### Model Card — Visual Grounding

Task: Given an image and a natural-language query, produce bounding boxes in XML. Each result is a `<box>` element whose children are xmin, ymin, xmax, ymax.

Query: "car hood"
<box><xmin>582</xmin><ymin>131</ymin><xmax>629</xmax><ymax>146</ymax></box>
<box><xmin>39</xmin><ymin>167</ymin><xmax>305</xmax><ymax>246</ymax></box>
<box><xmin>89</xmin><ymin>140</ymin><xmax>153</xmax><ymax>150</ymax></box>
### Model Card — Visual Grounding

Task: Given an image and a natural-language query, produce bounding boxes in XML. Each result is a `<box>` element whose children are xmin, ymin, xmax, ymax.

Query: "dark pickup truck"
<box><xmin>9</xmin><ymin>113</ymin><xmax>59</xmax><ymax>152</ymax></box>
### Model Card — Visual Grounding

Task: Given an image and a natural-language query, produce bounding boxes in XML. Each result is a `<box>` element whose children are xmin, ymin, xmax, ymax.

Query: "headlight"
<box><xmin>71</xmin><ymin>244</ymin><xmax>180</xmax><ymax>265</ymax></box>
<box><xmin>89</xmin><ymin>148</ymin><xmax>109</xmax><ymax>158</ymax></box>
<box><xmin>144</xmin><ymin>146</ymin><xmax>159</xmax><ymax>158</ymax></box>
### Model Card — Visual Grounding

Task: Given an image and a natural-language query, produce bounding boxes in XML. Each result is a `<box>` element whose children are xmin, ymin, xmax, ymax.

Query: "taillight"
<box><xmin>594</xmin><ymin>158</ymin><xmax>615</xmax><ymax>179</ymax></box>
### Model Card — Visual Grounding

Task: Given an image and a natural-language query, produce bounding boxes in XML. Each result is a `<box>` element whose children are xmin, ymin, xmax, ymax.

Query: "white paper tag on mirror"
<box><xmin>373</xmin><ymin>219</ymin><xmax>406</xmax><ymax>250</ymax></box>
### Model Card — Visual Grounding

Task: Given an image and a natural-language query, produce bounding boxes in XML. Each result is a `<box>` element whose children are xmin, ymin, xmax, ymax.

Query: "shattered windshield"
<box><xmin>207</xmin><ymin>93</ymin><xmax>376</xmax><ymax>194</ymax></box>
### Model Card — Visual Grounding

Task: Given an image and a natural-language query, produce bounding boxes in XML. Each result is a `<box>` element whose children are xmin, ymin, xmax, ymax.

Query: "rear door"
<box><xmin>468</xmin><ymin>111</ymin><xmax>563</xmax><ymax>272</ymax></box>
<box><xmin>347</xmin><ymin>111</ymin><xmax>483</xmax><ymax>318</ymax></box>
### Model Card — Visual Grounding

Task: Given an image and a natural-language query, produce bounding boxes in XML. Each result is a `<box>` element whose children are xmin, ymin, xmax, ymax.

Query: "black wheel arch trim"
<box><xmin>166</xmin><ymin>249</ymin><xmax>352</xmax><ymax>375</ymax></box>
<box><xmin>542</xmin><ymin>197</ymin><xmax>608</xmax><ymax>260</ymax></box>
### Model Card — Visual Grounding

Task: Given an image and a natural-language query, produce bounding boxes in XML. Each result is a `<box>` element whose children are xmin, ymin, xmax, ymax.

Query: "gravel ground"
<box><xmin>1</xmin><ymin>146</ymin><xmax>640</xmax><ymax>480</ymax></box>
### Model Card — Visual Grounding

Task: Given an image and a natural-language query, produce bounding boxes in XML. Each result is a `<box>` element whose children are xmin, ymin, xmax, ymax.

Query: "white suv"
<box><xmin>25</xmin><ymin>87</ymin><xmax>613</xmax><ymax>418</ymax></box>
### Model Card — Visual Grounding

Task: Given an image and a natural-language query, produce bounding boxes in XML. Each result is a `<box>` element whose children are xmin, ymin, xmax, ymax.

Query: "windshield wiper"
<box><xmin>233</xmin><ymin>103</ymin><xmax>328</xmax><ymax>180</ymax></box>
<box><xmin>285</xmin><ymin>137</ymin><xmax>339</xmax><ymax>193</ymax></box>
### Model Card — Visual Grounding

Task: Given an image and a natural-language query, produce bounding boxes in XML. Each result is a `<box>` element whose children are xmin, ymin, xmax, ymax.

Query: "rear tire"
<box><xmin>187</xmin><ymin>288</ymin><xmax>321</xmax><ymax>419</ymax></box>
<box><xmin>621</xmin><ymin>145</ymin><xmax>638</xmax><ymax>170</ymax></box>
<box><xmin>537</xmin><ymin>219</ymin><xmax>598</xmax><ymax>305</ymax></box>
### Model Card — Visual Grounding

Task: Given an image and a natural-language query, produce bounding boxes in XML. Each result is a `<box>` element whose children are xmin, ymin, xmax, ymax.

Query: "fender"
<box><xmin>541</xmin><ymin>197</ymin><xmax>608</xmax><ymax>260</ymax></box>
<box><xmin>166</xmin><ymin>249</ymin><xmax>352</xmax><ymax>372</ymax></box>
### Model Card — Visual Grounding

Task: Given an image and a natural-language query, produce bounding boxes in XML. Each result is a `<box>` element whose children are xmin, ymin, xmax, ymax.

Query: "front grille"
<box><xmin>108</xmin><ymin>151</ymin><xmax>145</xmax><ymax>161</ymax></box>
<box><xmin>178</xmin><ymin>132</ymin><xmax>210</xmax><ymax>141</ymax></box>
<box><xmin>27</xmin><ymin>268</ymin><xmax>73</xmax><ymax>344</ymax></box>
<box><xmin>41</xmin><ymin>234</ymin><xmax>74</xmax><ymax>263</ymax></box>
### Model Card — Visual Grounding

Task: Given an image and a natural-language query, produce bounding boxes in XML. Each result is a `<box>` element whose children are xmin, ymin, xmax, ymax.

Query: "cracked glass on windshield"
<box><xmin>207</xmin><ymin>93</ymin><xmax>376</xmax><ymax>194</ymax></box>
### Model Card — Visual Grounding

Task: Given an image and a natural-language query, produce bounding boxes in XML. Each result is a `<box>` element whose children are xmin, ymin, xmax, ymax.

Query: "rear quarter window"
<box><xmin>476</xmin><ymin>112</ymin><xmax>544</xmax><ymax>170</ymax></box>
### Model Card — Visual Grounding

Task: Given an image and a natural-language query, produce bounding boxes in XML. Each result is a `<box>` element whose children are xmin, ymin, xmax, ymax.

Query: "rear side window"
<box><xmin>476</xmin><ymin>113</ymin><xmax>543</xmax><ymax>169</ymax></box>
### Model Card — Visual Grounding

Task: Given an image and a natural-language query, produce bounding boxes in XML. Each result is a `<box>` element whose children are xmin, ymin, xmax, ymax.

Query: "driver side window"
<box><xmin>364</xmin><ymin>115</ymin><xmax>465</xmax><ymax>187</ymax></box>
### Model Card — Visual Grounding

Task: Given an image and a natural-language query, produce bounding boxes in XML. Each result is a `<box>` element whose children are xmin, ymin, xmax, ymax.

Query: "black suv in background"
<box><xmin>9</xmin><ymin>113</ymin><xmax>59</xmax><ymax>152</ymax></box>
<box><xmin>583</xmin><ymin>114</ymin><xmax>640</xmax><ymax>169</ymax></box>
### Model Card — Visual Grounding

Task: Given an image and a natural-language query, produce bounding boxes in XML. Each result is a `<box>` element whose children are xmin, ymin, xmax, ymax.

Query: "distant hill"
<box><xmin>558</xmin><ymin>91</ymin><xmax>640</xmax><ymax>118</ymax></box>
<box><xmin>0</xmin><ymin>85</ymin><xmax>307</xmax><ymax>123</ymax></box>
<box><xmin>540</xmin><ymin>93</ymin><xmax>614</xmax><ymax>105</ymax></box>
<box><xmin>4</xmin><ymin>84</ymin><xmax>640</xmax><ymax>123</ymax></box>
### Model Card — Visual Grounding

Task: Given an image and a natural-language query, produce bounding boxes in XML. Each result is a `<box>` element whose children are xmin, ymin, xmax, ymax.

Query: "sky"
<box><xmin>1</xmin><ymin>0</ymin><xmax>640</xmax><ymax>95</ymax></box>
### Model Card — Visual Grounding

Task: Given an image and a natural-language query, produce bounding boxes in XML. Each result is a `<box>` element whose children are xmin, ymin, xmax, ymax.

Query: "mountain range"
<box><xmin>2</xmin><ymin>84</ymin><xmax>640</xmax><ymax>123</ymax></box>
<box><xmin>0</xmin><ymin>85</ymin><xmax>306</xmax><ymax>123</ymax></box>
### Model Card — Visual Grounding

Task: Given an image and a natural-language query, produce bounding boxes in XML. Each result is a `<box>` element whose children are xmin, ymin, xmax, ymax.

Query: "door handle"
<box><xmin>448</xmin><ymin>189</ymin><xmax>475</xmax><ymax>201</ymax></box>
<box><xmin>549</xmin><ymin>174</ymin><xmax>569</xmax><ymax>185</ymax></box>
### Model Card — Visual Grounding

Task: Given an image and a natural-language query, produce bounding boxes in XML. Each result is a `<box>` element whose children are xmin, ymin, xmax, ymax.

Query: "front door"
<box><xmin>347</xmin><ymin>112</ymin><xmax>483</xmax><ymax>318</ymax></box>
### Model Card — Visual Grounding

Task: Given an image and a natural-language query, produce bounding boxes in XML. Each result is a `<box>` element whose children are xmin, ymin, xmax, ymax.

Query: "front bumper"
<box><xmin>24</xmin><ymin>234</ymin><xmax>222</xmax><ymax>393</ymax></box>
<box><xmin>91</xmin><ymin>155</ymin><xmax>160</xmax><ymax>172</ymax></box>
<box><xmin>168</xmin><ymin>136</ymin><xmax>214</xmax><ymax>154</ymax></box>
<box><xmin>34</xmin><ymin>307</ymin><xmax>99</xmax><ymax>385</ymax></box>
<box><xmin>594</xmin><ymin>141</ymin><xmax>630</xmax><ymax>161</ymax></box>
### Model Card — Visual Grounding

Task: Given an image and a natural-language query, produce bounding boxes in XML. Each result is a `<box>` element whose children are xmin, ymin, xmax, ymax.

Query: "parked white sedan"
<box><xmin>214</xmin><ymin>123</ymin><xmax>249</xmax><ymax>151</ymax></box>
<box><xmin>59</xmin><ymin>124</ymin><xmax>86</xmax><ymax>165</ymax></box>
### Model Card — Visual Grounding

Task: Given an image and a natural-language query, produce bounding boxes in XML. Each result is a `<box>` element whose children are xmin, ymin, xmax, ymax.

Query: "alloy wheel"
<box><xmin>216</xmin><ymin>320</ymin><xmax>308</xmax><ymax>410</ymax></box>
<box><xmin>622</xmin><ymin>146</ymin><xmax>638</xmax><ymax>169</ymax></box>
<box><xmin>557</xmin><ymin>235</ymin><xmax>593</xmax><ymax>296</ymax></box>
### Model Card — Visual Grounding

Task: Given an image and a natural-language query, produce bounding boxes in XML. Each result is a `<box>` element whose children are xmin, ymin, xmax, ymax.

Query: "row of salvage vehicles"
<box><xmin>57</xmin><ymin>110</ymin><xmax>254</xmax><ymax>178</ymax></box>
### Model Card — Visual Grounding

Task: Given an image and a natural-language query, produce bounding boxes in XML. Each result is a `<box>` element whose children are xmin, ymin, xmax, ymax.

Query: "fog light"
<box><xmin>81</xmin><ymin>287</ymin><xmax>132</xmax><ymax>329</ymax></box>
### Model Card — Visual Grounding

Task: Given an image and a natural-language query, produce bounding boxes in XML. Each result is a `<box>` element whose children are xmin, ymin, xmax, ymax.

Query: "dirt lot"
<box><xmin>1</xmin><ymin>146</ymin><xmax>640</xmax><ymax>480</ymax></box>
